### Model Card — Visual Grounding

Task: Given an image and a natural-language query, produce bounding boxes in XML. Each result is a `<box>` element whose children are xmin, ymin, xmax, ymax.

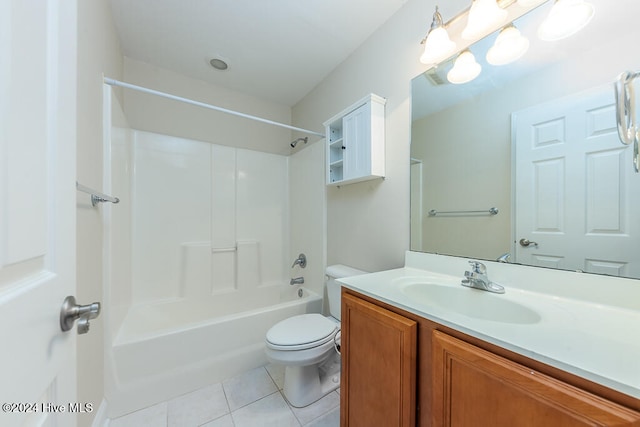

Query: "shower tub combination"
<box><xmin>107</xmin><ymin>284</ymin><xmax>321</xmax><ymax>417</ymax></box>
<box><xmin>102</xmin><ymin>87</ymin><xmax>322</xmax><ymax>418</ymax></box>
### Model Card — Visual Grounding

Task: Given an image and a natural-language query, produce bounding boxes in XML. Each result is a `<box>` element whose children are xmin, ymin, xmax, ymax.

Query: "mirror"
<box><xmin>410</xmin><ymin>0</ymin><xmax>640</xmax><ymax>279</ymax></box>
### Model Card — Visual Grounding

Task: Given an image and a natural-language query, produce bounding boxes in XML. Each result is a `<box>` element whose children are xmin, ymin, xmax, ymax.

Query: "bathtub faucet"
<box><xmin>290</xmin><ymin>277</ymin><xmax>304</xmax><ymax>286</ymax></box>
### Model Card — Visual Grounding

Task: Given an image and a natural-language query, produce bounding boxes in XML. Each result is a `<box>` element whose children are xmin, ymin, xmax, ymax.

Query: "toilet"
<box><xmin>265</xmin><ymin>264</ymin><xmax>367</xmax><ymax>407</ymax></box>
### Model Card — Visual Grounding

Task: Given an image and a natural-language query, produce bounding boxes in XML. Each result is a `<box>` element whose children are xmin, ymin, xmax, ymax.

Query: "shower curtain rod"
<box><xmin>103</xmin><ymin>77</ymin><xmax>325</xmax><ymax>138</ymax></box>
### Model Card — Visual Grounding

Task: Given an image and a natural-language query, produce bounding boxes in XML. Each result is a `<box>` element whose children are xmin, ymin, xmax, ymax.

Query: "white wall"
<box><xmin>117</xmin><ymin>56</ymin><xmax>328</xmax><ymax>299</ymax></box>
<box><xmin>291</xmin><ymin>0</ymin><xmax>431</xmax><ymax>272</ymax></box>
<box><xmin>289</xmin><ymin>141</ymin><xmax>327</xmax><ymax>299</ymax></box>
<box><xmin>106</xmin><ymin>92</ymin><xmax>133</xmax><ymax>338</ymax></box>
<box><xmin>129</xmin><ymin>131</ymin><xmax>290</xmax><ymax>304</ymax></box>
<box><xmin>123</xmin><ymin>58</ymin><xmax>294</xmax><ymax>155</ymax></box>
<box><xmin>76</xmin><ymin>0</ymin><xmax>124</xmax><ymax>425</ymax></box>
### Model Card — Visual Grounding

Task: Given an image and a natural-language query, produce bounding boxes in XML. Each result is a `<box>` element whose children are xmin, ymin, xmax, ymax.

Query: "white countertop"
<box><xmin>337</xmin><ymin>252</ymin><xmax>640</xmax><ymax>399</ymax></box>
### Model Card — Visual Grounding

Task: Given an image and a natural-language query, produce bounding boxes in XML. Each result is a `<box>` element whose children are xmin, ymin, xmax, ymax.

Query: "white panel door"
<box><xmin>514</xmin><ymin>86</ymin><xmax>640</xmax><ymax>277</ymax></box>
<box><xmin>0</xmin><ymin>1</ymin><xmax>78</xmax><ymax>426</ymax></box>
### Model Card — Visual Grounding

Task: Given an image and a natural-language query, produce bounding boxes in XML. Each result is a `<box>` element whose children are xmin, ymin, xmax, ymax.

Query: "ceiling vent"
<box><xmin>424</xmin><ymin>68</ymin><xmax>448</xmax><ymax>86</ymax></box>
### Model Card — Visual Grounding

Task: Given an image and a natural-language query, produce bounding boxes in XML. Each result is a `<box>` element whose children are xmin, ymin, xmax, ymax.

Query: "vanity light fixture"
<box><xmin>486</xmin><ymin>24</ymin><xmax>530</xmax><ymax>65</ymax></box>
<box><xmin>447</xmin><ymin>49</ymin><xmax>482</xmax><ymax>84</ymax></box>
<box><xmin>516</xmin><ymin>0</ymin><xmax>542</xmax><ymax>7</ymax></box>
<box><xmin>420</xmin><ymin>6</ymin><xmax>457</xmax><ymax>66</ymax></box>
<box><xmin>462</xmin><ymin>0</ymin><xmax>508</xmax><ymax>40</ymax></box>
<box><xmin>537</xmin><ymin>0</ymin><xmax>594</xmax><ymax>41</ymax></box>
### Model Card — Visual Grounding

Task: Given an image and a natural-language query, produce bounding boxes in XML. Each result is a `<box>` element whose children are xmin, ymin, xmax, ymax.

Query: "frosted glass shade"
<box><xmin>420</xmin><ymin>27</ymin><xmax>457</xmax><ymax>65</ymax></box>
<box><xmin>538</xmin><ymin>0</ymin><xmax>594</xmax><ymax>41</ymax></box>
<box><xmin>447</xmin><ymin>50</ymin><xmax>482</xmax><ymax>84</ymax></box>
<box><xmin>462</xmin><ymin>0</ymin><xmax>508</xmax><ymax>40</ymax></box>
<box><xmin>486</xmin><ymin>25</ymin><xmax>530</xmax><ymax>65</ymax></box>
<box><xmin>517</xmin><ymin>0</ymin><xmax>541</xmax><ymax>7</ymax></box>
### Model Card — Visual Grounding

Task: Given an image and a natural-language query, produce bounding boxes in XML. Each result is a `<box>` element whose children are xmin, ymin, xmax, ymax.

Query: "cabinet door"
<box><xmin>432</xmin><ymin>331</ymin><xmax>640</xmax><ymax>426</ymax></box>
<box><xmin>341</xmin><ymin>292</ymin><xmax>417</xmax><ymax>427</ymax></box>
<box><xmin>343</xmin><ymin>103</ymin><xmax>372</xmax><ymax>181</ymax></box>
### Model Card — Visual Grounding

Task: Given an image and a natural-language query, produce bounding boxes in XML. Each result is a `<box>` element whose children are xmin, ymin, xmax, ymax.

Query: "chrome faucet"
<box><xmin>461</xmin><ymin>261</ymin><xmax>505</xmax><ymax>294</ymax></box>
<box><xmin>290</xmin><ymin>277</ymin><xmax>304</xmax><ymax>285</ymax></box>
<box><xmin>291</xmin><ymin>253</ymin><xmax>307</xmax><ymax>268</ymax></box>
<box><xmin>496</xmin><ymin>253</ymin><xmax>511</xmax><ymax>263</ymax></box>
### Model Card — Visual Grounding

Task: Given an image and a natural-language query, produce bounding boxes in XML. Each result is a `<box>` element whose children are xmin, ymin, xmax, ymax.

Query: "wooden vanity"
<box><xmin>340</xmin><ymin>287</ymin><xmax>640</xmax><ymax>427</ymax></box>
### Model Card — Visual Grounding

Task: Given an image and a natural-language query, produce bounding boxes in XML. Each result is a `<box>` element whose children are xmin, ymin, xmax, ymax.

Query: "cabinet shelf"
<box><xmin>323</xmin><ymin>94</ymin><xmax>385</xmax><ymax>186</ymax></box>
<box><xmin>329</xmin><ymin>138</ymin><xmax>344</xmax><ymax>148</ymax></box>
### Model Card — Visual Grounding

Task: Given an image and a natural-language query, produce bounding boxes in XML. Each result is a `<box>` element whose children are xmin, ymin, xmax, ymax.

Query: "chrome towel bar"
<box><xmin>428</xmin><ymin>207</ymin><xmax>498</xmax><ymax>216</ymax></box>
<box><xmin>76</xmin><ymin>182</ymin><xmax>120</xmax><ymax>207</ymax></box>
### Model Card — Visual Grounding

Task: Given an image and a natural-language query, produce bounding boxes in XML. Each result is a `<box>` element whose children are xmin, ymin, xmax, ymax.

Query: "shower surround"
<box><xmin>103</xmin><ymin>90</ymin><xmax>322</xmax><ymax>418</ymax></box>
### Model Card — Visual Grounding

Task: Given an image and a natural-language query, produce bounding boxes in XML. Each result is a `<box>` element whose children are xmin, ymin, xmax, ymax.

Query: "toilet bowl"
<box><xmin>265</xmin><ymin>264</ymin><xmax>367</xmax><ymax>407</ymax></box>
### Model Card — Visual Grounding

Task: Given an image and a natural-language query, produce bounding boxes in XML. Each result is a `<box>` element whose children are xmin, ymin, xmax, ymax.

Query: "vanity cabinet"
<box><xmin>341</xmin><ymin>292</ymin><xmax>417</xmax><ymax>427</ymax></box>
<box><xmin>324</xmin><ymin>94</ymin><xmax>385</xmax><ymax>186</ymax></box>
<box><xmin>341</xmin><ymin>288</ymin><xmax>640</xmax><ymax>427</ymax></box>
<box><xmin>432</xmin><ymin>331</ymin><xmax>640</xmax><ymax>426</ymax></box>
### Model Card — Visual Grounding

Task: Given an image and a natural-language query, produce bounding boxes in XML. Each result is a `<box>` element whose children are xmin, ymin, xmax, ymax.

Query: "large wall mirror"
<box><xmin>411</xmin><ymin>0</ymin><xmax>640</xmax><ymax>279</ymax></box>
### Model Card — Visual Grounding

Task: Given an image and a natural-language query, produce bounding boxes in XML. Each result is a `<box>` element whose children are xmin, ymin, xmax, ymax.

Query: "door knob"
<box><xmin>519</xmin><ymin>238</ymin><xmax>538</xmax><ymax>248</ymax></box>
<box><xmin>60</xmin><ymin>296</ymin><xmax>101</xmax><ymax>334</ymax></box>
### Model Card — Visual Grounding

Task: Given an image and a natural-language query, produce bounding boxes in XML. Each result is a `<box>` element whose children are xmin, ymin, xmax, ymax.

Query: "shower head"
<box><xmin>290</xmin><ymin>137</ymin><xmax>308</xmax><ymax>148</ymax></box>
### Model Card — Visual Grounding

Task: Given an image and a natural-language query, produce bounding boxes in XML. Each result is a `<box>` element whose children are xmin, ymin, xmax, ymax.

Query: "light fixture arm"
<box><xmin>431</xmin><ymin>6</ymin><xmax>445</xmax><ymax>30</ymax></box>
<box><xmin>421</xmin><ymin>6</ymin><xmax>446</xmax><ymax>44</ymax></box>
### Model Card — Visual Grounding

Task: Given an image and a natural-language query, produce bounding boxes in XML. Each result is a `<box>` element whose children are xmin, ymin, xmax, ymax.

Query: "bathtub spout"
<box><xmin>290</xmin><ymin>277</ymin><xmax>304</xmax><ymax>285</ymax></box>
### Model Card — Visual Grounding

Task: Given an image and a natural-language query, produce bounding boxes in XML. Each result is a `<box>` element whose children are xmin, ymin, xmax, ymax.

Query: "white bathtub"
<box><xmin>105</xmin><ymin>285</ymin><xmax>322</xmax><ymax>419</ymax></box>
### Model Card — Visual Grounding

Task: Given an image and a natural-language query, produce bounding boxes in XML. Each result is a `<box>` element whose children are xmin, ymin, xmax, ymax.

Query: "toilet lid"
<box><xmin>266</xmin><ymin>314</ymin><xmax>338</xmax><ymax>349</ymax></box>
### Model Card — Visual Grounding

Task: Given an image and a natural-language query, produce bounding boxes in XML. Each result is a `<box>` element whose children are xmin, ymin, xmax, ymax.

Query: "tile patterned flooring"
<box><xmin>109</xmin><ymin>365</ymin><xmax>340</xmax><ymax>427</ymax></box>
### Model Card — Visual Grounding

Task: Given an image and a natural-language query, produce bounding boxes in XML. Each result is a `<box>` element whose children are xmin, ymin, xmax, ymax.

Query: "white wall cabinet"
<box><xmin>324</xmin><ymin>94</ymin><xmax>386</xmax><ymax>186</ymax></box>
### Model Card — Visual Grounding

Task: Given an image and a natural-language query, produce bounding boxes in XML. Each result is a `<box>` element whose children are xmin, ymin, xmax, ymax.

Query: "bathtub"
<box><xmin>105</xmin><ymin>285</ymin><xmax>322</xmax><ymax>418</ymax></box>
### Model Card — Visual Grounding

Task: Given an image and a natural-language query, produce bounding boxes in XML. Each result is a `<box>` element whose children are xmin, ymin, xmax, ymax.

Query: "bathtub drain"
<box><xmin>297</xmin><ymin>288</ymin><xmax>303</xmax><ymax>298</ymax></box>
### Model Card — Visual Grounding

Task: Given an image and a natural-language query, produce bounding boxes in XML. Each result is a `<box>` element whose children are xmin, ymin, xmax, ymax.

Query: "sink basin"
<box><xmin>400</xmin><ymin>283</ymin><xmax>541</xmax><ymax>324</ymax></box>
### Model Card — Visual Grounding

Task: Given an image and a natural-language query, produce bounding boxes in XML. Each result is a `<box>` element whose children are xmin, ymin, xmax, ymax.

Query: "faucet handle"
<box><xmin>291</xmin><ymin>253</ymin><xmax>307</xmax><ymax>268</ymax></box>
<box><xmin>468</xmin><ymin>260</ymin><xmax>486</xmax><ymax>274</ymax></box>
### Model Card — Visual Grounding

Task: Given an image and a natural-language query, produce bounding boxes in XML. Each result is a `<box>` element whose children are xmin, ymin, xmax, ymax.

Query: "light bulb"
<box><xmin>462</xmin><ymin>0</ymin><xmax>508</xmax><ymax>41</ymax></box>
<box><xmin>486</xmin><ymin>25</ymin><xmax>530</xmax><ymax>65</ymax></box>
<box><xmin>447</xmin><ymin>50</ymin><xmax>482</xmax><ymax>84</ymax></box>
<box><xmin>420</xmin><ymin>6</ymin><xmax>457</xmax><ymax>66</ymax></box>
<box><xmin>420</xmin><ymin>27</ymin><xmax>457</xmax><ymax>65</ymax></box>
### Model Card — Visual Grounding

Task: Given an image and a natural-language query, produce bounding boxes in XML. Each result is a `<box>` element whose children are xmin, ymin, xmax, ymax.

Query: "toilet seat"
<box><xmin>266</xmin><ymin>314</ymin><xmax>338</xmax><ymax>351</ymax></box>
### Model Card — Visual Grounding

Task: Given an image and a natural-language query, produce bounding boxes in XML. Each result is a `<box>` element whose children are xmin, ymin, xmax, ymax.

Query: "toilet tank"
<box><xmin>326</xmin><ymin>264</ymin><xmax>368</xmax><ymax>321</ymax></box>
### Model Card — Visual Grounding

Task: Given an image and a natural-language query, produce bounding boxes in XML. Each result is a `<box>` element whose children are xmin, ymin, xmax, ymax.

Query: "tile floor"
<box><xmin>109</xmin><ymin>364</ymin><xmax>340</xmax><ymax>427</ymax></box>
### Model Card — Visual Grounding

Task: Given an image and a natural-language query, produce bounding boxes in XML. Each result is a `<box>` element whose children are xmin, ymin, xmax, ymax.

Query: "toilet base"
<box><xmin>282</xmin><ymin>352</ymin><xmax>341</xmax><ymax>408</ymax></box>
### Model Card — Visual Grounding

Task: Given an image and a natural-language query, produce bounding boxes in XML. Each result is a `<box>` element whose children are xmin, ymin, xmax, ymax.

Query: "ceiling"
<box><xmin>109</xmin><ymin>0</ymin><xmax>408</xmax><ymax>107</ymax></box>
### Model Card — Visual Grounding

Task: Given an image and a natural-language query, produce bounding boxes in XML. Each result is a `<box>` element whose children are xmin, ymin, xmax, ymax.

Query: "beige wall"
<box><xmin>76</xmin><ymin>0</ymin><xmax>123</xmax><ymax>424</ymax></box>
<box><xmin>411</xmin><ymin>100</ymin><xmax>511</xmax><ymax>260</ymax></box>
<box><xmin>291</xmin><ymin>0</ymin><xmax>431</xmax><ymax>272</ymax></box>
<box><xmin>122</xmin><ymin>58</ymin><xmax>293</xmax><ymax>155</ymax></box>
